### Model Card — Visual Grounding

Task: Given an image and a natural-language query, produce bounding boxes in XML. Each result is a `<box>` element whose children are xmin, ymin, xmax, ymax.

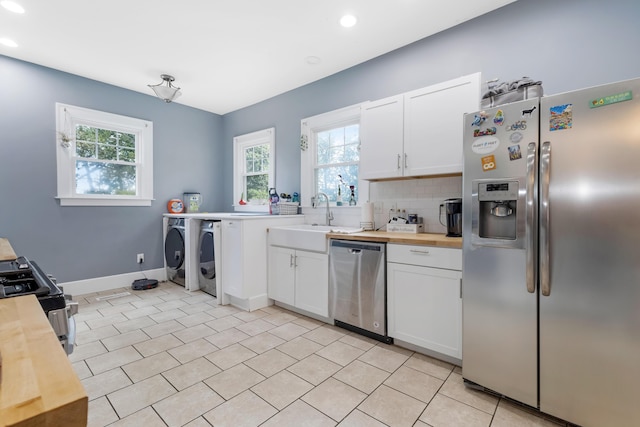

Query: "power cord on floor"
<box><xmin>138</xmin><ymin>261</ymin><xmax>148</xmax><ymax>280</ymax></box>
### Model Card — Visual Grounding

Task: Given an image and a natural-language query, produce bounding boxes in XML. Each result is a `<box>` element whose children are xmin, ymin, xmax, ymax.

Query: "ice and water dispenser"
<box><xmin>473</xmin><ymin>180</ymin><xmax>520</xmax><ymax>243</ymax></box>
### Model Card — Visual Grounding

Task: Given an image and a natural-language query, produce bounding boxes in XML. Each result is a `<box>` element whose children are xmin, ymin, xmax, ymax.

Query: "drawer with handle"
<box><xmin>387</xmin><ymin>243</ymin><xmax>461</xmax><ymax>270</ymax></box>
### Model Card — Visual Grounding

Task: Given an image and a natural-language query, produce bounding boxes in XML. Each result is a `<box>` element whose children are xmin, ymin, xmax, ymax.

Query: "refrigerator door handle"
<box><xmin>526</xmin><ymin>142</ymin><xmax>537</xmax><ymax>293</ymax></box>
<box><xmin>540</xmin><ymin>141</ymin><xmax>551</xmax><ymax>296</ymax></box>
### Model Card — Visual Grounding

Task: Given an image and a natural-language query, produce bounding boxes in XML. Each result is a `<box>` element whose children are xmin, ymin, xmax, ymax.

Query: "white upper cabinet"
<box><xmin>360</xmin><ymin>95</ymin><xmax>404</xmax><ymax>179</ymax></box>
<box><xmin>360</xmin><ymin>73</ymin><xmax>481</xmax><ymax>180</ymax></box>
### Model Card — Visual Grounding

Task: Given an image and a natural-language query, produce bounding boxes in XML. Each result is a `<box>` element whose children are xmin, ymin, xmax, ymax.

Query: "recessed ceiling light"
<box><xmin>1</xmin><ymin>1</ymin><xmax>25</xmax><ymax>14</ymax></box>
<box><xmin>305</xmin><ymin>56</ymin><xmax>321</xmax><ymax>65</ymax></box>
<box><xmin>0</xmin><ymin>38</ymin><xmax>18</xmax><ymax>47</ymax></box>
<box><xmin>340</xmin><ymin>14</ymin><xmax>357</xmax><ymax>28</ymax></box>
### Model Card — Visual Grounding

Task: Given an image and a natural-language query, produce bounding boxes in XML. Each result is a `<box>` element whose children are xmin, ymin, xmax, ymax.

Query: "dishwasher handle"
<box><xmin>330</xmin><ymin>239</ymin><xmax>384</xmax><ymax>252</ymax></box>
<box><xmin>348</xmin><ymin>248</ymin><xmax>362</xmax><ymax>255</ymax></box>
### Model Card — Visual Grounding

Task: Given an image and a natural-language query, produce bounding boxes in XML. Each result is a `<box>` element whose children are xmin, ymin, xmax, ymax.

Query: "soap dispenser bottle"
<box><xmin>348</xmin><ymin>185</ymin><xmax>356</xmax><ymax>206</ymax></box>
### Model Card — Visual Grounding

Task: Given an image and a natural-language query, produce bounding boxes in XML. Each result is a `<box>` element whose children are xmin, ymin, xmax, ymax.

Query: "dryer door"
<box><xmin>165</xmin><ymin>227</ymin><xmax>185</xmax><ymax>271</ymax></box>
<box><xmin>199</xmin><ymin>230</ymin><xmax>216</xmax><ymax>280</ymax></box>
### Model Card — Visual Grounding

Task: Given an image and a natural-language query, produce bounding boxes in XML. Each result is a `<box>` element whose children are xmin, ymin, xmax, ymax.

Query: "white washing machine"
<box><xmin>198</xmin><ymin>220</ymin><xmax>220</xmax><ymax>297</ymax></box>
<box><xmin>164</xmin><ymin>217</ymin><xmax>186</xmax><ymax>286</ymax></box>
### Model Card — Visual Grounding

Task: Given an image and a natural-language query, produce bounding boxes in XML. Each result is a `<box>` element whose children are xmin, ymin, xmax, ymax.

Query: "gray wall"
<box><xmin>0</xmin><ymin>56</ymin><xmax>223</xmax><ymax>281</ymax></box>
<box><xmin>2</xmin><ymin>0</ymin><xmax>639</xmax><ymax>284</ymax></box>
<box><xmin>221</xmin><ymin>0</ymin><xmax>640</xmax><ymax>207</ymax></box>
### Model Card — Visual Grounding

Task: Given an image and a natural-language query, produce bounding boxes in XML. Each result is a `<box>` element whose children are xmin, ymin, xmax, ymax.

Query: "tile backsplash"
<box><xmin>369</xmin><ymin>176</ymin><xmax>462</xmax><ymax>234</ymax></box>
<box><xmin>301</xmin><ymin>175</ymin><xmax>462</xmax><ymax>234</ymax></box>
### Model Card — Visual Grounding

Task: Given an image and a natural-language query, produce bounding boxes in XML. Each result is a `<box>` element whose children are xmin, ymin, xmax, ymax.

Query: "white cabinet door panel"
<box><xmin>404</xmin><ymin>73</ymin><xmax>481</xmax><ymax>176</ymax></box>
<box><xmin>295</xmin><ymin>251</ymin><xmax>329</xmax><ymax>317</ymax></box>
<box><xmin>221</xmin><ymin>220</ymin><xmax>242</xmax><ymax>298</ymax></box>
<box><xmin>388</xmin><ymin>262</ymin><xmax>462</xmax><ymax>359</ymax></box>
<box><xmin>360</xmin><ymin>95</ymin><xmax>404</xmax><ymax>180</ymax></box>
<box><xmin>268</xmin><ymin>246</ymin><xmax>295</xmax><ymax>306</ymax></box>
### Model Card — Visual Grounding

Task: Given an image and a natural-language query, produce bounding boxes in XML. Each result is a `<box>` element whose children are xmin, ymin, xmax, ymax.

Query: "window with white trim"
<box><xmin>55</xmin><ymin>103</ymin><xmax>153</xmax><ymax>206</ymax></box>
<box><xmin>233</xmin><ymin>127</ymin><xmax>275</xmax><ymax>211</ymax></box>
<box><xmin>300</xmin><ymin>104</ymin><xmax>366</xmax><ymax>206</ymax></box>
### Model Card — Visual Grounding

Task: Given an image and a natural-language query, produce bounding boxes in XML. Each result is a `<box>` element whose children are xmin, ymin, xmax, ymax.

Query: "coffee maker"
<box><xmin>439</xmin><ymin>198</ymin><xmax>462</xmax><ymax>237</ymax></box>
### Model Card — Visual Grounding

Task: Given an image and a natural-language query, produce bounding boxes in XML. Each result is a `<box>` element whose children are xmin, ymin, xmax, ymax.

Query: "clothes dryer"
<box><xmin>165</xmin><ymin>217</ymin><xmax>186</xmax><ymax>286</ymax></box>
<box><xmin>198</xmin><ymin>220</ymin><xmax>220</xmax><ymax>297</ymax></box>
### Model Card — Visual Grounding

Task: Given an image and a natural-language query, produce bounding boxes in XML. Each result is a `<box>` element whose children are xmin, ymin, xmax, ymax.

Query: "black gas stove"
<box><xmin>0</xmin><ymin>256</ymin><xmax>66</xmax><ymax>311</ymax></box>
<box><xmin>0</xmin><ymin>256</ymin><xmax>77</xmax><ymax>354</ymax></box>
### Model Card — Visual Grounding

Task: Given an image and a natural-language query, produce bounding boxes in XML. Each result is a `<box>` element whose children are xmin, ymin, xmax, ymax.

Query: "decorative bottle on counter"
<box><xmin>349</xmin><ymin>185</ymin><xmax>356</xmax><ymax>206</ymax></box>
<box><xmin>268</xmin><ymin>187</ymin><xmax>280</xmax><ymax>215</ymax></box>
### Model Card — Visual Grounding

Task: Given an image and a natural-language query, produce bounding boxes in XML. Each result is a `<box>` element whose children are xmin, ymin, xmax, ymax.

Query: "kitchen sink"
<box><xmin>268</xmin><ymin>224</ymin><xmax>362</xmax><ymax>252</ymax></box>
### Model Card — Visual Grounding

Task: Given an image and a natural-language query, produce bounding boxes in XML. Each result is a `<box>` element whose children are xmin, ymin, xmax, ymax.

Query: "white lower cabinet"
<box><xmin>220</xmin><ymin>216</ymin><xmax>304</xmax><ymax>311</ymax></box>
<box><xmin>268</xmin><ymin>246</ymin><xmax>328</xmax><ymax>318</ymax></box>
<box><xmin>387</xmin><ymin>244</ymin><xmax>462</xmax><ymax>360</ymax></box>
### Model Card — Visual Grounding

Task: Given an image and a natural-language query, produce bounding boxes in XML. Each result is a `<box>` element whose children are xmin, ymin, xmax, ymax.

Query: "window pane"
<box><xmin>76</xmin><ymin>161</ymin><xmax>136</xmax><ymax>195</ymax></box>
<box><xmin>344</xmin><ymin>124</ymin><xmax>360</xmax><ymax>161</ymax></box>
<box><xmin>97</xmin><ymin>128</ymin><xmax>115</xmax><ymax>144</ymax></box>
<box><xmin>245</xmin><ymin>144</ymin><xmax>270</xmax><ymax>174</ymax></box>
<box><xmin>98</xmin><ymin>144</ymin><xmax>117</xmax><ymax>160</ymax></box>
<box><xmin>76</xmin><ymin>141</ymin><xmax>96</xmax><ymax>158</ymax></box>
<box><xmin>246</xmin><ymin>174</ymin><xmax>268</xmax><ymax>201</ymax></box>
<box><xmin>118</xmin><ymin>147</ymin><xmax>136</xmax><ymax>163</ymax></box>
<box><xmin>76</xmin><ymin>125</ymin><xmax>96</xmax><ymax>142</ymax></box>
<box><xmin>315</xmin><ymin>164</ymin><xmax>359</xmax><ymax>203</ymax></box>
<box><xmin>317</xmin><ymin>132</ymin><xmax>330</xmax><ymax>164</ymax></box>
<box><xmin>245</xmin><ymin>147</ymin><xmax>254</xmax><ymax>173</ymax></box>
<box><xmin>119</xmin><ymin>132</ymin><xmax>135</xmax><ymax>148</ymax></box>
<box><xmin>316</xmin><ymin>124</ymin><xmax>359</xmax><ymax>166</ymax></box>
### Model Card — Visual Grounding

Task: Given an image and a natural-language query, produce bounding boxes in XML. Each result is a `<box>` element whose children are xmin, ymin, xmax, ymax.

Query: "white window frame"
<box><xmin>300</xmin><ymin>104</ymin><xmax>367</xmax><ymax>207</ymax></box>
<box><xmin>233</xmin><ymin>127</ymin><xmax>275</xmax><ymax>212</ymax></box>
<box><xmin>55</xmin><ymin>103</ymin><xmax>153</xmax><ymax>206</ymax></box>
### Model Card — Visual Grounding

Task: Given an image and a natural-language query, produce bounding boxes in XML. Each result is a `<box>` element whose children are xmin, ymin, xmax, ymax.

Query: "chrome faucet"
<box><xmin>314</xmin><ymin>192</ymin><xmax>334</xmax><ymax>226</ymax></box>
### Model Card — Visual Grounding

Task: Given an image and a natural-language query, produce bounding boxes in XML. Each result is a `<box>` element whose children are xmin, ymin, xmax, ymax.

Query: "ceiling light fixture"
<box><xmin>0</xmin><ymin>38</ymin><xmax>18</xmax><ymax>47</ymax></box>
<box><xmin>148</xmin><ymin>74</ymin><xmax>182</xmax><ymax>103</ymax></box>
<box><xmin>340</xmin><ymin>14</ymin><xmax>357</xmax><ymax>28</ymax></box>
<box><xmin>1</xmin><ymin>1</ymin><xmax>25</xmax><ymax>14</ymax></box>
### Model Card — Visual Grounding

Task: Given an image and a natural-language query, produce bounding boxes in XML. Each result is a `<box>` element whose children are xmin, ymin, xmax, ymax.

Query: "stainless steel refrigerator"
<box><xmin>462</xmin><ymin>77</ymin><xmax>640</xmax><ymax>426</ymax></box>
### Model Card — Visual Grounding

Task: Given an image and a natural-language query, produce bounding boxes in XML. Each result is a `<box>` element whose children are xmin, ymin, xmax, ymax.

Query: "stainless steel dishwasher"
<box><xmin>329</xmin><ymin>239</ymin><xmax>391</xmax><ymax>344</ymax></box>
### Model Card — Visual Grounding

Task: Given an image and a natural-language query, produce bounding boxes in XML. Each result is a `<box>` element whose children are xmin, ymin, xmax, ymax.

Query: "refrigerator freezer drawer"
<box><xmin>387</xmin><ymin>244</ymin><xmax>461</xmax><ymax>270</ymax></box>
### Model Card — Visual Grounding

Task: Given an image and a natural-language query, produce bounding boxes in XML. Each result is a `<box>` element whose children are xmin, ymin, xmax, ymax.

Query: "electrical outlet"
<box><xmin>137</xmin><ymin>253</ymin><xmax>144</xmax><ymax>264</ymax></box>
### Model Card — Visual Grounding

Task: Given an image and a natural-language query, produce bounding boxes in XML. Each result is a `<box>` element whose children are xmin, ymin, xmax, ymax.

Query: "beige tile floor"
<box><xmin>71</xmin><ymin>282</ymin><xmax>569</xmax><ymax>427</ymax></box>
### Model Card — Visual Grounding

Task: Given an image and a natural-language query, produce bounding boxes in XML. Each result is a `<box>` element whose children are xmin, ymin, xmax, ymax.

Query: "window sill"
<box><xmin>56</xmin><ymin>197</ymin><xmax>153</xmax><ymax>207</ymax></box>
<box><xmin>233</xmin><ymin>204</ymin><xmax>269</xmax><ymax>213</ymax></box>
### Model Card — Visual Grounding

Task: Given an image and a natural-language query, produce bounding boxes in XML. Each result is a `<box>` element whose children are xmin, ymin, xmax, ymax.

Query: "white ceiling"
<box><xmin>0</xmin><ymin>0</ymin><xmax>515</xmax><ymax>115</ymax></box>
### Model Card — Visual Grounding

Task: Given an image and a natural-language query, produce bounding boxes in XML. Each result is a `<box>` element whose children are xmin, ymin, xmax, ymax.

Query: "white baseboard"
<box><xmin>225</xmin><ymin>293</ymin><xmax>270</xmax><ymax>312</ymax></box>
<box><xmin>60</xmin><ymin>268</ymin><xmax>167</xmax><ymax>296</ymax></box>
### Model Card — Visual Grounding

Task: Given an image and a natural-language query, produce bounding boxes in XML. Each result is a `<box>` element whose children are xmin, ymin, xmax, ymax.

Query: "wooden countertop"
<box><xmin>0</xmin><ymin>238</ymin><xmax>17</xmax><ymax>261</ymax></box>
<box><xmin>0</xmin><ymin>295</ymin><xmax>87</xmax><ymax>427</ymax></box>
<box><xmin>325</xmin><ymin>231</ymin><xmax>462</xmax><ymax>249</ymax></box>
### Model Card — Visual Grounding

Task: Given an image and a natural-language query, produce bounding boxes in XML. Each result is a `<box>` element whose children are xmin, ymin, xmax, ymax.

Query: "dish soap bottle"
<box><xmin>268</xmin><ymin>187</ymin><xmax>280</xmax><ymax>215</ymax></box>
<box><xmin>349</xmin><ymin>185</ymin><xmax>356</xmax><ymax>206</ymax></box>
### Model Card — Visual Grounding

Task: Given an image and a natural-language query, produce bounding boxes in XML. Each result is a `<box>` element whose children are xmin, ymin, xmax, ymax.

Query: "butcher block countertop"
<box><xmin>0</xmin><ymin>238</ymin><xmax>17</xmax><ymax>261</ymax></box>
<box><xmin>0</xmin><ymin>295</ymin><xmax>88</xmax><ymax>427</ymax></box>
<box><xmin>325</xmin><ymin>231</ymin><xmax>462</xmax><ymax>249</ymax></box>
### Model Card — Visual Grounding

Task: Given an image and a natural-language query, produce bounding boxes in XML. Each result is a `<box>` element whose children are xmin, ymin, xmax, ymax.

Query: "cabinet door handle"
<box><xmin>460</xmin><ymin>278</ymin><xmax>463</xmax><ymax>299</ymax></box>
<box><xmin>404</xmin><ymin>153</ymin><xmax>408</xmax><ymax>169</ymax></box>
<box><xmin>397</xmin><ymin>154</ymin><xmax>401</xmax><ymax>170</ymax></box>
<box><xmin>290</xmin><ymin>254</ymin><xmax>294</xmax><ymax>268</ymax></box>
<box><xmin>409</xmin><ymin>249</ymin><xmax>429</xmax><ymax>255</ymax></box>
